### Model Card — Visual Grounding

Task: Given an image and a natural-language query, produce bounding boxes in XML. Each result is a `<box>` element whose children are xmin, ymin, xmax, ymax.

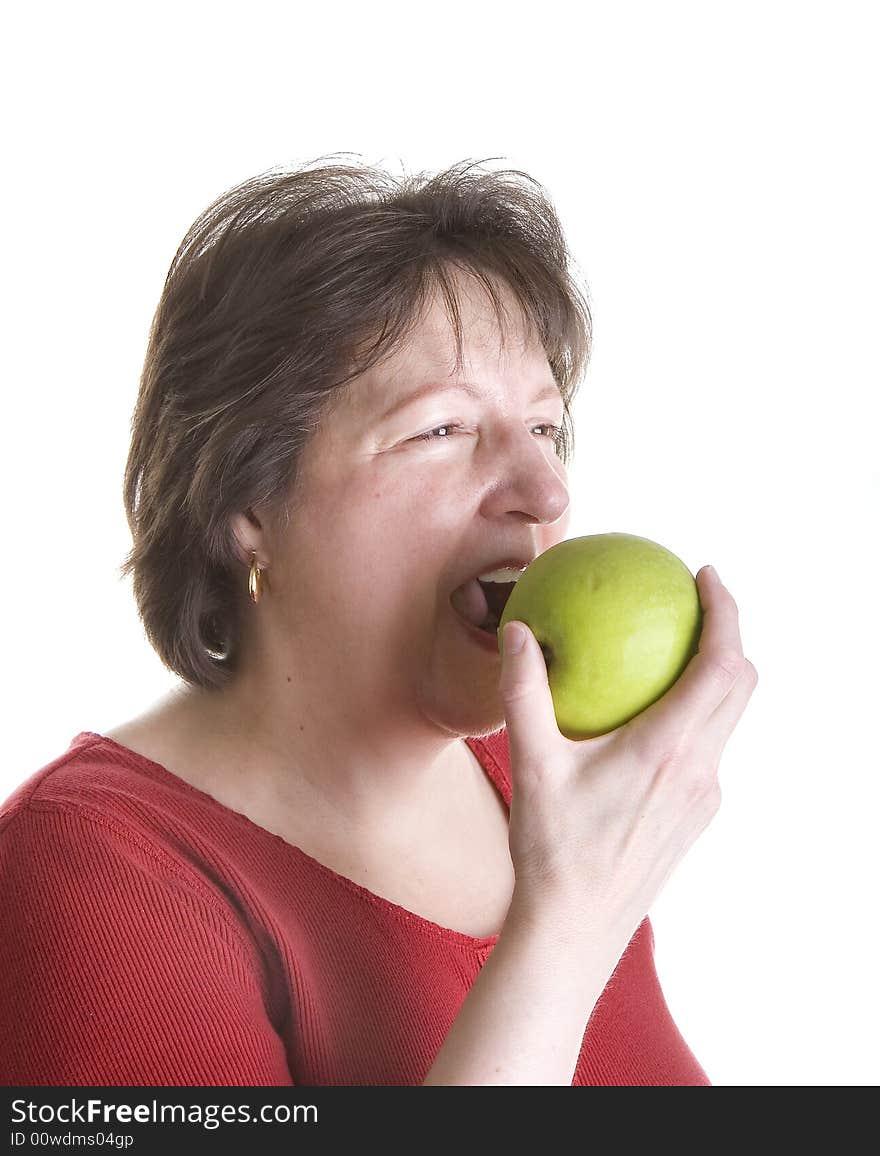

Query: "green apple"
<box><xmin>498</xmin><ymin>533</ymin><xmax>702</xmax><ymax>739</ymax></box>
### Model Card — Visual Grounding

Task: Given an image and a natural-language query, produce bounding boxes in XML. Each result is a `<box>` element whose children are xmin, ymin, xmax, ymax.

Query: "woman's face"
<box><xmin>250</xmin><ymin>275</ymin><xmax>571</xmax><ymax>739</ymax></box>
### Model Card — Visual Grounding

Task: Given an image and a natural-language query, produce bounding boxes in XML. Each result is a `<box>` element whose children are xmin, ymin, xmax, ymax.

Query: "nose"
<box><xmin>480</xmin><ymin>424</ymin><xmax>570</xmax><ymax>526</ymax></box>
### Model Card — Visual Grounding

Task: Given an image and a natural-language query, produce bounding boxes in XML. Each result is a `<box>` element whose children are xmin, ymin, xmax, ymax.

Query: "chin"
<box><xmin>409</xmin><ymin>614</ymin><xmax>510</xmax><ymax>737</ymax></box>
<box><xmin>416</xmin><ymin>682</ymin><xmax>507</xmax><ymax>740</ymax></box>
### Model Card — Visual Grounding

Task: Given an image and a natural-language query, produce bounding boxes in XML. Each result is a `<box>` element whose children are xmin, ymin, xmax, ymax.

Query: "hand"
<box><xmin>499</xmin><ymin>565</ymin><xmax>758</xmax><ymax>933</ymax></box>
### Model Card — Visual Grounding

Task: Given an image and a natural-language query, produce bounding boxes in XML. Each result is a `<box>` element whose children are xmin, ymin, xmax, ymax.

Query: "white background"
<box><xmin>3</xmin><ymin>1</ymin><xmax>877</xmax><ymax>1086</ymax></box>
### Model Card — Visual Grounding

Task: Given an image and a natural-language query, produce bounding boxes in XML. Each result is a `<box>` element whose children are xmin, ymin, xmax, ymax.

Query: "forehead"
<box><xmin>350</xmin><ymin>274</ymin><xmax>554</xmax><ymax>414</ymax></box>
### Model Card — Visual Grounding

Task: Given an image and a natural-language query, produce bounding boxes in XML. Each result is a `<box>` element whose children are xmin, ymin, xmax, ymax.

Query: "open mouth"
<box><xmin>450</xmin><ymin>571</ymin><xmax>522</xmax><ymax>636</ymax></box>
<box><xmin>476</xmin><ymin>579</ymin><xmax>517</xmax><ymax>634</ymax></box>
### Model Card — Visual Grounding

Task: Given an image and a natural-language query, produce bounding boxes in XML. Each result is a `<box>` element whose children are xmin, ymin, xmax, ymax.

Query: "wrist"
<box><xmin>506</xmin><ymin>880</ymin><xmax>637</xmax><ymax>954</ymax></box>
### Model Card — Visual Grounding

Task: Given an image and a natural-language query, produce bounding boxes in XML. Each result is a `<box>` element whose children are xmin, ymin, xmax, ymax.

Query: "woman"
<box><xmin>0</xmin><ymin>156</ymin><xmax>757</xmax><ymax>1085</ymax></box>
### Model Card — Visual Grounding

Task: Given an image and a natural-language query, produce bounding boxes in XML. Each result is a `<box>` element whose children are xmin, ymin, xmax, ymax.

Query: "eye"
<box><xmin>413</xmin><ymin>423</ymin><xmax>464</xmax><ymax>442</ymax></box>
<box><xmin>412</xmin><ymin>422</ymin><xmax>564</xmax><ymax>446</ymax></box>
<box><xmin>534</xmin><ymin>423</ymin><xmax>564</xmax><ymax>445</ymax></box>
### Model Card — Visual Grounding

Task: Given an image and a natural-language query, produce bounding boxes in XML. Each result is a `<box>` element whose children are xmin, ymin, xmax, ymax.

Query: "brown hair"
<box><xmin>118</xmin><ymin>153</ymin><xmax>593</xmax><ymax>690</ymax></box>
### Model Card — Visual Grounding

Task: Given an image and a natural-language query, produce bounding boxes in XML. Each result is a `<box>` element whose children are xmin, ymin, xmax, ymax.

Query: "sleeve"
<box><xmin>0</xmin><ymin>802</ymin><xmax>294</xmax><ymax>1085</ymax></box>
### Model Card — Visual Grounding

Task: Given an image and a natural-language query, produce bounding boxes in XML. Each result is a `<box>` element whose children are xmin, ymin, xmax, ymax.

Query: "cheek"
<box><xmin>302</xmin><ymin>476</ymin><xmax>443</xmax><ymax>582</ymax></box>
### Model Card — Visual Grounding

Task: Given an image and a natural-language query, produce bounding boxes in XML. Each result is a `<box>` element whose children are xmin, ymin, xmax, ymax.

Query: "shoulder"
<box><xmin>0</xmin><ymin>737</ymin><xmax>293</xmax><ymax>1085</ymax></box>
<box><xmin>1</xmin><ymin>734</ymin><xmax>236</xmax><ymax>917</ymax></box>
<box><xmin>0</xmin><ymin>733</ymin><xmax>262</xmax><ymax>967</ymax></box>
<box><xmin>2</xmin><ymin>731</ymin><xmax>181</xmax><ymax>839</ymax></box>
<box><xmin>1</xmin><ymin>731</ymin><xmax>181</xmax><ymax>863</ymax></box>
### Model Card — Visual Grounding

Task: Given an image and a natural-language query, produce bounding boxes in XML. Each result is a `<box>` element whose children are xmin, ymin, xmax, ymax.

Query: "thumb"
<box><xmin>499</xmin><ymin>620</ymin><xmax>562</xmax><ymax>774</ymax></box>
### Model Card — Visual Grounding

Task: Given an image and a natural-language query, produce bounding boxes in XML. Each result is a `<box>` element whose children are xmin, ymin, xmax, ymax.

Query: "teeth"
<box><xmin>477</xmin><ymin>567</ymin><xmax>525</xmax><ymax>583</ymax></box>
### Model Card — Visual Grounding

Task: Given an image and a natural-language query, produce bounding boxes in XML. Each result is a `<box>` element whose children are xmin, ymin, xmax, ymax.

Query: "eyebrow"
<box><xmin>378</xmin><ymin>379</ymin><xmax>563</xmax><ymax>422</ymax></box>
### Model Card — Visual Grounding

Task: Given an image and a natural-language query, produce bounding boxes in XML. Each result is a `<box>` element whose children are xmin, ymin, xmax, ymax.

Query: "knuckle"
<box><xmin>626</xmin><ymin>722</ymin><xmax>689</xmax><ymax>769</ymax></box>
<box><xmin>711</xmin><ymin>649</ymin><xmax>749</xmax><ymax>683</ymax></box>
<box><xmin>500</xmin><ymin>677</ymin><xmax>533</xmax><ymax>705</ymax></box>
<box><xmin>707</xmin><ymin>781</ymin><xmax>722</xmax><ymax>813</ymax></box>
<box><xmin>719</xmin><ymin>583</ymin><xmax>740</xmax><ymax>613</ymax></box>
<box><xmin>684</xmin><ymin>769</ymin><xmax>721</xmax><ymax>813</ymax></box>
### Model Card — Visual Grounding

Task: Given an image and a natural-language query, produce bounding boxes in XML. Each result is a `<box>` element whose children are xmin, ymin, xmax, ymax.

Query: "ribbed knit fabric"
<box><xmin>0</xmin><ymin>730</ymin><xmax>711</xmax><ymax>1086</ymax></box>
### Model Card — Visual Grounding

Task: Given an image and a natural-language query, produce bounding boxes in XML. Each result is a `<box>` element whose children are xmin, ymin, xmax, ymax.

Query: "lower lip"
<box><xmin>450</xmin><ymin>603</ymin><xmax>502</xmax><ymax>654</ymax></box>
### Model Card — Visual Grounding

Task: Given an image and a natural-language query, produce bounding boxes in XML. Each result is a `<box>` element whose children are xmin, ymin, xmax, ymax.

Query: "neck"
<box><xmin>160</xmin><ymin>667</ymin><xmax>479</xmax><ymax>830</ymax></box>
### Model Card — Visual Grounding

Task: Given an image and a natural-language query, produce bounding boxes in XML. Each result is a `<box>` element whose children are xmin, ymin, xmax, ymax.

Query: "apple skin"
<box><xmin>498</xmin><ymin>533</ymin><xmax>702</xmax><ymax>740</ymax></box>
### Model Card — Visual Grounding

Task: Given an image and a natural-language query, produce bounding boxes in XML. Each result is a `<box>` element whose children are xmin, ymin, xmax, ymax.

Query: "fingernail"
<box><xmin>705</xmin><ymin>565</ymin><xmax>718</xmax><ymax>581</ymax></box>
<box><xmin>503</xmin><ymin>622</ymin><xmax>526</xmax><ymax>654</ymax></box>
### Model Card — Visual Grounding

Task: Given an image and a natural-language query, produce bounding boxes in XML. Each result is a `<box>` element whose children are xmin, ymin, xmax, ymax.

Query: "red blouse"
<box><xmin>0</xmin><ymin>729</ymin><xmax>710</xmax><ymax>1085</ymax></box>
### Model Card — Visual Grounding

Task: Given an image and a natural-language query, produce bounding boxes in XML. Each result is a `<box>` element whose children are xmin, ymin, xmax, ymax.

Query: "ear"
<box><xmin>229</xmin><ymin>510</ymin><xmax>267</xmax><ymax>568</ymax></box>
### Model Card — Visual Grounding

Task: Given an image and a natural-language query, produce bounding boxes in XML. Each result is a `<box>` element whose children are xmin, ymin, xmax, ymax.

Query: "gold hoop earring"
<box><xmin>249</xmin><ymin>551</ymin><xmax>264</xmax><ymax>604</ymax></box>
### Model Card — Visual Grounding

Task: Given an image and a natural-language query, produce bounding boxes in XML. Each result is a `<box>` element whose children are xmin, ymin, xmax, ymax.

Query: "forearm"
<box><xmin>421</xmin><ymin>894</ymin><xmax>635</xmax><ymax>1086</ymax></box>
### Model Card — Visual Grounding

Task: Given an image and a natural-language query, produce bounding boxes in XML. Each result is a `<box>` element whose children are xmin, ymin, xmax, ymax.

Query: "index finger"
<box><xmin>695</xmin><ymin>566</ymin><xmax>744</xmax><ymax>660</ymax></box>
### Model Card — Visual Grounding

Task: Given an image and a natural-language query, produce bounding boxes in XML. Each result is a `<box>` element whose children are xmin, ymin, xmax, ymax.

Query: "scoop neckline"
<box><xmin>72</xmin><ymin>730</ymin><xmax>507</xmax><ymax>951</ymax></box>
